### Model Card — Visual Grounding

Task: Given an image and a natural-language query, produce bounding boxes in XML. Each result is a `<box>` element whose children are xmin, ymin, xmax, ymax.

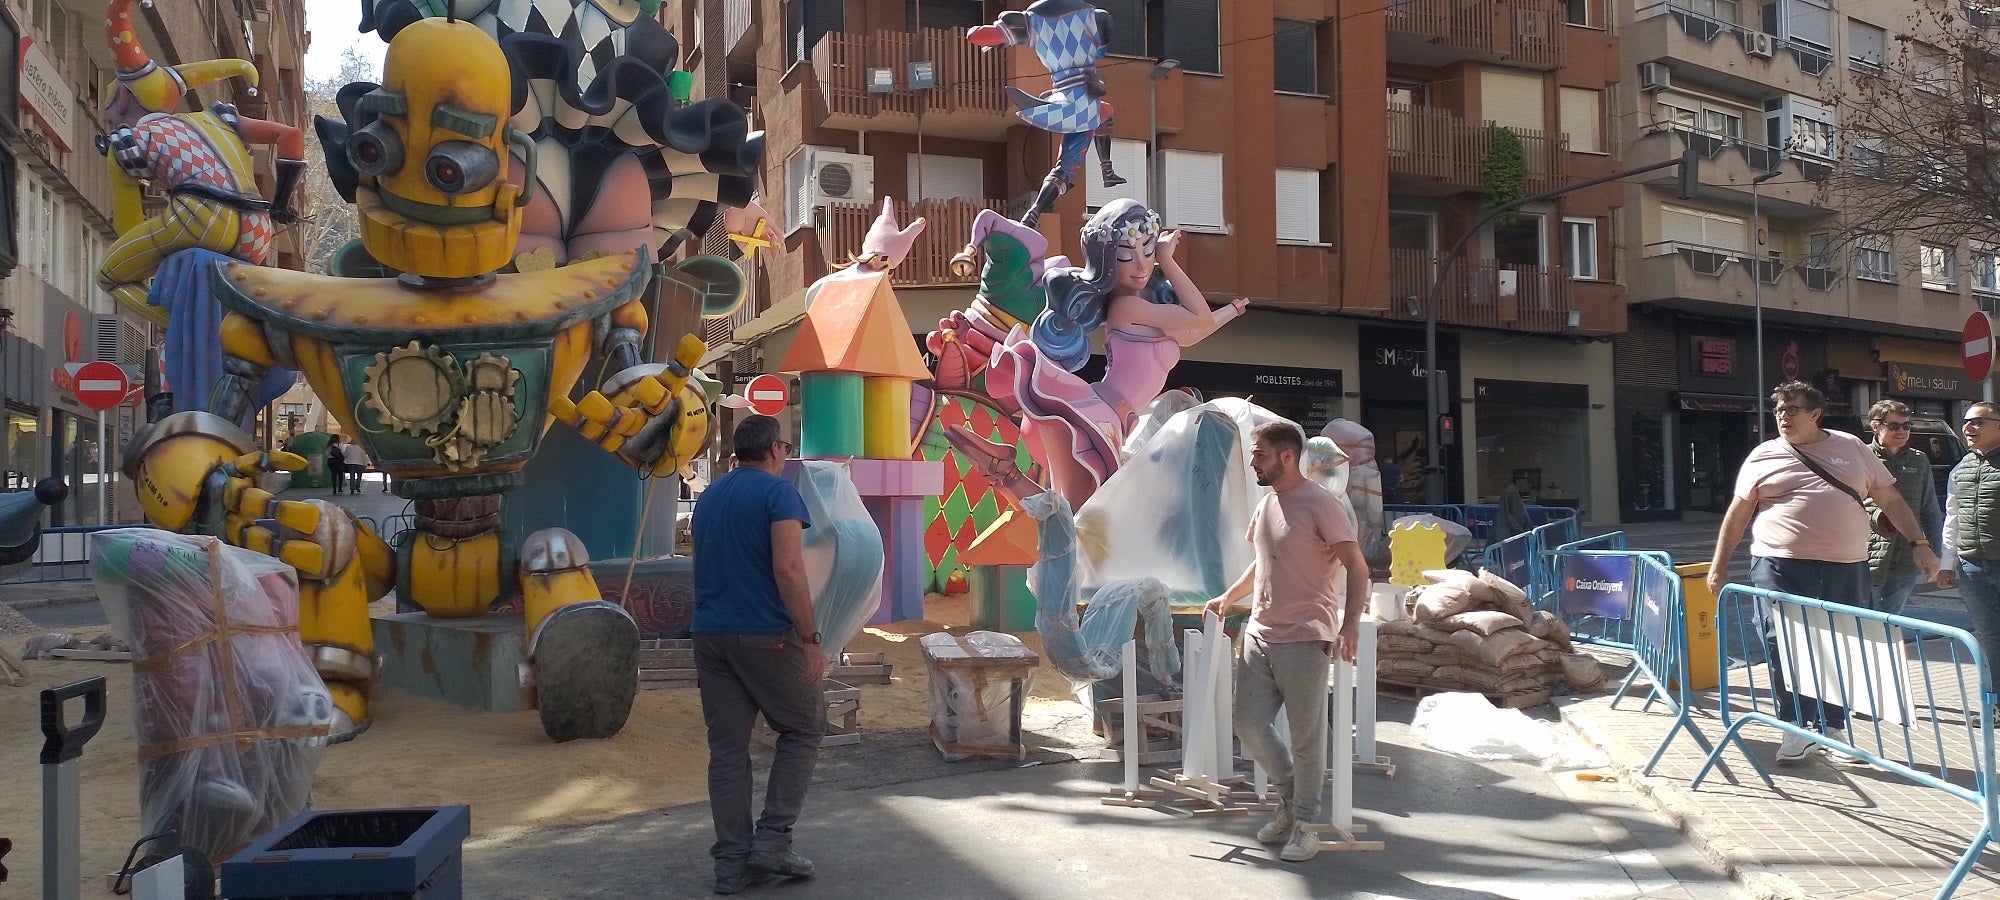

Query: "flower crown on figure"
<box><xmin>1083</xmin><ymin>207</ymin><xmax>1161</xmax><ymax>246</ymax></box>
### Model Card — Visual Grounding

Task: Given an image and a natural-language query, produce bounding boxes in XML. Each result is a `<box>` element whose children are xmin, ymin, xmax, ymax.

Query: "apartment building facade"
<box><xmin>672</xmin><ymin>0</ymin><xmax>1632</xmax><ymax>522</ymax></box>
<box><xmin>1612</xmin><ymin>0</ymin><xmax>1986</xmax><ymax>521</ymax></box>
<box><xmin>0</xmin><ymin>0</ymin><xmax>306</xmax><ymax>523</ymax></box>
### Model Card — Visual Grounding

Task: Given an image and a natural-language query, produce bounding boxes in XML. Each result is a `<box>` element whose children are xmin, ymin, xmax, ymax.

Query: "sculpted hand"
<box><xmin>1156</xmin><ymin>230</ymin><xmax>1184</xmax><ymax>270</ymax></box>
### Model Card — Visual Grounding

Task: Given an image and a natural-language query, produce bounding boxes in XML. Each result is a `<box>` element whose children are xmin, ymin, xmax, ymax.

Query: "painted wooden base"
<box><xmin>1353</xmin><ymin>755</ymin><xmax>1397</xmax><ymax>778</ymax></box>
<box><xmin>1302</xmin><ymin>822</ymin><xmax>1386</xmax><ymax>852</ymax></box>
<box><xmin>373</xmin><ymin>612</ymin><xmax>531</xmax><ymax>713</ymax></box>
<box><xmin>831</xmin><ymin>651</ymin><xmax>892</xmax><ymax>684</ymax></box>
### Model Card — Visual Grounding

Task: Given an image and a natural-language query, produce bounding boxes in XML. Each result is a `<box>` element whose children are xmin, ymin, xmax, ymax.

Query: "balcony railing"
<box><xmin>1386</xmin><ymin>0</ymin><xmax>1564</xmax><ymax>67</ymax></box>
<box><xmin>1643</xmin><ymin>241</ymin><xmax>1841</xmax><ymax>292</ymax></box>
<box><xmin>1388</xmin><ymin>248</ymin><xmax>1575</xmax><ymax>333</ymax></box>
<box><xmin>1637</xmin><ymin>1</ymin><xmax>1834</xmax><ymax>77</ymax></box>
<box><xmin>814</xmin><ymin>27</ymin><xmax>1010</xmax><ymax>121</ymax></box>
<box><xmin>822</xmin><ymin>198</ymin><xmax>1005</xmax><ymax>287</ymax></box>
<box><xmin>1387</xmin><ymin>104</ymin><xmax>1569</xmax><ymax>193</ymax></box>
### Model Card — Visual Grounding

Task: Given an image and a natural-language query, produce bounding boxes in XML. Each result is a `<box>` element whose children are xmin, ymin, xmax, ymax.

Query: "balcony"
<box><xmin>1626</xmin><ymin>2</ymin><xmax>1832</xmax><ymax>98</ymax></box>
<box><xmin>1388</xmin><ymin>249</ymin><xmax>1577</xmax><ymax>333</ymax></box>
<box><xmin>722</xmin><ymin>0</ymin><xmax>756</xmax><ymax>65</ymax></box>
<box><xmin>1386</xmin><ymin>0</ymin><xmax>1564</xmax><ymax>69</ymax></box>
<box><xmin>820</xmin><ymin>198</ymin><xmax>1006</xmax><ymax>288</ymax></box>
<box><xmin>1387</xmin><ymin>104</ymin><xmax>1569</xmax><ymax>195</ymax></box>
<box><xmin>1628</xmin><ymin>243</ymin><xmax>1842</xmax><ymax>318</ymax></box>
<box><xmin>813</xmin><ymin>28</ymin><xmax>1016</xmax><ymax>141</ymax></box>
<box><xmin>1627</xmin><ymin>128</ymin><xmax>1832</xmax><ymax>217</ymax></box>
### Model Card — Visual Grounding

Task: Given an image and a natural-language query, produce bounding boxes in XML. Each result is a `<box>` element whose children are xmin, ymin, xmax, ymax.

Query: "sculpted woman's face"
<box><xmin>1114</xmin><ymin>236</ymin><xmax>1155</xmax><ymax>294</ymax></box>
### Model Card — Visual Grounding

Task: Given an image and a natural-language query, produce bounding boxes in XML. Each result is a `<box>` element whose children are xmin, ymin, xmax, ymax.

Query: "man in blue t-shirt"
<box><xmin>691</xmin><ymin>414</ymin><xmax>824</xmax><ymax>895</ymax></box>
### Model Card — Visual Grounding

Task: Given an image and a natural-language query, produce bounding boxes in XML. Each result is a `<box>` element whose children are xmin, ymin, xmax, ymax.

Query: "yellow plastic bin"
<box><xmin>1675</xmin><ymin>562</ymin><xmax>1720</xmax><ymax>690</ymax></box>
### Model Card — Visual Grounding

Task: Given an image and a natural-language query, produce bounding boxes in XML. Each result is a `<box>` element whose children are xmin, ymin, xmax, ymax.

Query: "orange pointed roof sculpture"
<box><xmin>776</xmin><ymin>270</ymin><xmax>931</xmax><ymax>380</ymax></box>
<box><xmin>957</xmin><ymin>507</ymin><xmax>1040</xmax><ymax>566</ymax></box>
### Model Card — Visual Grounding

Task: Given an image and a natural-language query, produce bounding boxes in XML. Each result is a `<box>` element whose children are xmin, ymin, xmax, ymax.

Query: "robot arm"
<box><xmin>556</xmin><ymin>310</ymin><xmax>711</xmax><ymax>478</ymax></box>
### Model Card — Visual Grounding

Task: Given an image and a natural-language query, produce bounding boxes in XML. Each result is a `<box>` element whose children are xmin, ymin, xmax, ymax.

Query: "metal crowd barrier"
<box><xmin>1547</xmin><ymin>533</ymin><xmax>1655</xmax><ymax>650</ymax></box>
<box><xmin>1553</xmin><ymin>547</ymin><xmax>1712</xmax><ymax>774</ymax></box>
<box><xmin>1</xmin><ymin>525</ymin><xmax>125</xmax><ymax>584</ymax></box>
<box><xmin>1691</xmin><ymin>585</ymin><xmax>1998</xmax><ymax>898</ymax></box>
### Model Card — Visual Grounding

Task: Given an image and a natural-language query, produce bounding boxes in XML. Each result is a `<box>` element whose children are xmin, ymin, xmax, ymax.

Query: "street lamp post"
<box><xmin>1147</xmin><ymin>59</ymin><xmax>1179</xmax><ymax>211</ymax></box>
<box><xmin>1750</xmin><ymin>165</ymin><xmax>1781</xmax><ymax>435</ymax></box>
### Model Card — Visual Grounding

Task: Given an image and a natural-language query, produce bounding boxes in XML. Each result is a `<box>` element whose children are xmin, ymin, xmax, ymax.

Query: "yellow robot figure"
<box><xmin>123</xmin><ymin>18</ymin><xmax>714</xmax><ymax>742</ymax></box>
<box><xmin>96</xmin><ymin>0</ymin><xmax>307</xmax><ymax>326</ymax></box>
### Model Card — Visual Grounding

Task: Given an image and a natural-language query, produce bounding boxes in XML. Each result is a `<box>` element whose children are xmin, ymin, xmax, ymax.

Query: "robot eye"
<box><xmin>424</xmin><ymin>141</ymin><xmax>499</xmax><ymax>196</ymax></box>
<box><xmin>348</xmin><ymin>122</ymin><xmax>404</xmax><ymax>177</ymax></box>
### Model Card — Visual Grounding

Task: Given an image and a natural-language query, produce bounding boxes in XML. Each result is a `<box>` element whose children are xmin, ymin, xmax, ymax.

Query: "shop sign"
<box><xmin>18</xmin><ymin>38</ymin><xmax>72</xmax><ymax>152</ymax></box>
<box><xmin>1677</xmin><ymin>392</ymin><xmax>1758</xmax><ymax>413</ymax></box>
<box><xmin>1475</xmin><ymin>379</ymin><xmax>1588</xmax><ymax>408</ymax></box>
<box><xmin>1693</xmin><ymin>336</ymin><xmax>1735</xmax><ymax>377</ymax></box>
<box><xmin>1885</xmin><ymin>362</ymin><xmax>1978</xmax><ymax>400</ymax></box>
<box><xmin>1560</xmin><ymin>553</ymin><xmax>1633</xmax><ymax>619</ymax></box>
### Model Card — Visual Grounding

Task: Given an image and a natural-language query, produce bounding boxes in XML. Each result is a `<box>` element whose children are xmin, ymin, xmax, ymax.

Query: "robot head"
<box><xmin>103</xmin><ymin>0</ymin><xmax>258</xmax><ymax>126</ymax></box>
<box><xmin>351</xmin><ymin>18</ymin><xmax>530</xmax><ymax>279</ymax></box>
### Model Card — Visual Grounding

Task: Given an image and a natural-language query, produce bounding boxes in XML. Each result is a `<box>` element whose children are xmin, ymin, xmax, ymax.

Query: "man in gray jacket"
<box><xmin>1942</xmin><ymin>401</ymin><xmax>2000</xmax><ymax>675</ymax></box>
<box><xmin>1865</xmin><ymin>400</ymin><xmax>1944</xmax><ymax>615</ymax></box>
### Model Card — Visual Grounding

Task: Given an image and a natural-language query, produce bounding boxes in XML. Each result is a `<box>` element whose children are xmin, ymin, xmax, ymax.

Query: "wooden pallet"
<box><xmin>1093</xmin><ymin>695</ymin><xmax>1184</xmax><ymax>765</ymax></box>
<box><xmin>755</xmin><ymin>680</ymin><xmax>862</xmax><ymax>748</ymax></box>
<box><xmin>1376</xmin><ymin>677</ymin><xmax>1552</xmax><ymax>710</ymax></box>
<box><xmin>830</xmin><ymin>651</ymin><xmax>892</xmax><ymax>684</ymax></box>
<box><xmin>638</xmin><ymin>638</ymin><xmax>696</xmax><ymax>689</ymax></box>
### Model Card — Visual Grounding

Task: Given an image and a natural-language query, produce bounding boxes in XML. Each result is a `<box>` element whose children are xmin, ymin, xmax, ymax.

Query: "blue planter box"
<box><xmin>220</xmin><ymin>805</ymin><xmax>470</xmax><ymax>899</ymax></box>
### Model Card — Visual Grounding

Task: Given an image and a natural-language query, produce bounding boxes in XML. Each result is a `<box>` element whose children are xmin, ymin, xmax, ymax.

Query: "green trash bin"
<box><xmin>287</xmin><ymin>431</ymin><xmax>335</xmax><ymax>489</ymax></box>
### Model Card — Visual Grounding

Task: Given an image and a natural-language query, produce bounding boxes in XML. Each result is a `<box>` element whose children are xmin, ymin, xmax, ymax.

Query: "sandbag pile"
<box><xmin>1375</xmin><ymin>569</ymin><xmax>1605</xmax><ymax>706</ymax></box>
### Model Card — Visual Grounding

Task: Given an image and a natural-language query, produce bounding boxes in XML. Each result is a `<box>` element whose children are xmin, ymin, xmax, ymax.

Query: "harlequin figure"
<box><xmin>969</xmin><ymin>0</ymin><xmax>1125</xmax><ymax>228</ymax></box>
<box><xmin>96</xmin><ymin>0</ymin><xmax>306</xmax><ymax>326</ymax></box>
<box><xmin>123</xmin><ymin>19</ymin><xmax>720</xmax><ymax>743</ymax></box>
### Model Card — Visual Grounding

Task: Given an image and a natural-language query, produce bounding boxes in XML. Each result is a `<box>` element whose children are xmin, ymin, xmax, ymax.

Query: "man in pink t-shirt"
<box><xmin>1708</xmin><ymin>381</ymin><xmax>1936</xmax><ymax>764</ymax></box>
<box><xmin>1206</xmin><ymin>421</ymin><xmax>1368</xmax><ymax>863</ymax></box>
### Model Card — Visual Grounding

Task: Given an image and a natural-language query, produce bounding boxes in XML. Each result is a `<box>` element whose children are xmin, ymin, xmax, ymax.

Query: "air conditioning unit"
<box><xmin>89</xmin><ymin>314</ymin><xmax>122</xmax><ymax>364</ymax></box>
<box><xmin>1639</xmin><ymin>62</ymin><xmax>1672</xmax><ymax>92</ymax></box>
<box><xmin>1742</xmin><ymin>31</ymin><xmax>1775</xmax><ymax>59</ymax></box>
<box><xmin>806</xmin><ymin>150</ymin><xmax>875</xmax><ymax>210</ymax></box>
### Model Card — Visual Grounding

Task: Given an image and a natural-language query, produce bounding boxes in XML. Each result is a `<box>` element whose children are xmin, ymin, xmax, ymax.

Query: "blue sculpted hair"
<box><xmin>1032</xmin><ymin>199</ymin><xmax>1175</xmax><ymax>372</ymax></box>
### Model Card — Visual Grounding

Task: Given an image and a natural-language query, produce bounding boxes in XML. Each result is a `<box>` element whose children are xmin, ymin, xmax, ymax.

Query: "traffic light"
<box><xmin>1439</xmin><ymin>415</ymin><xmax>1457</xmax><ymax>446</ymax></box>
<box><xmin>1676</xmin><ymin>145</ymin><xmax>1701</xmax><ymax>199</ymax></box>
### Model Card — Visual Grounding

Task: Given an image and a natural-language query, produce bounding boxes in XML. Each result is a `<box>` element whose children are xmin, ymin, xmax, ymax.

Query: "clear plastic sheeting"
<box><xmin>1322</xmin><ymin>419</ymin><xmax>1387</xmax><ymax>568</ymax></box>
<box><xmin>1020</xmin><ymin>491</ymin><xmax>1178</xmax><ymax>690</ymax></box>
<box><xmin>795</xmin><ymin>461</ymin><xmax>884</xmax><ymax>663</ymax></box>
<box><xmin>92</xmin><ymin>528</ymin><xmax>333</xmax><ymax>862</ymax></box>
<box><xmin>921</xmin><ymin>630</ymin><xmax>1039</xmax><ymax>761</ymax></box>
<box><xmin>1409</xmin><ymin>692</ymin><xmax>1608</xmax><ymax>771</ymax></box>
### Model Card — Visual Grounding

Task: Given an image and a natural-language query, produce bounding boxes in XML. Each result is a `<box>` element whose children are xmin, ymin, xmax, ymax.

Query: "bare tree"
<box><xmin>299</xmin><ymin>49</ymin><xmax>377</xmax><ymax>275</ymax></box>
<box><xmin>1823</xmin><ymin>3</ymin><xmax>2000</xmax><ymax>252</ymax></box>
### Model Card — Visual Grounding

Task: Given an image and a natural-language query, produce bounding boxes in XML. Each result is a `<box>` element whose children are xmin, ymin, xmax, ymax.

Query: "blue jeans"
<box><xmin>1751</xmin><ymin>556</ymin><xmax>1870</xmax><ymax>731</ymax></box>
<box><xmin>1956</xmin><ymin>560</ymin><xmax>2000</xmax><ymax>678</ymax></box>
<box><xmin>1873</xmin><ymin>571</ymin><xmax>1922</xmax><ymax>617</ymax></box>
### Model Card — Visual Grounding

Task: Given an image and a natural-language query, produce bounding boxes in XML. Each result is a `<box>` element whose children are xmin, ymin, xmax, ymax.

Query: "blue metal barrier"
<box><xmin>1482</xmin><ymin>529</ymin><xmax>1536</xmax><ymax>587</ymax></box>
<box><xmin>1692</xmin><ymin>585</ymin><xmax>1998</xmax><ymax>898</ymax></box>
<box><xmin>2</xmin><ymin>525</ymin><xmax>127</xmax><ymax>584</ymax></box>
<box><xmin>1546</xmin><ymin>533</ymin><xmax>1660</xmax><ymax>650</ymax></box>
<box><xmin>1558</xmin><ymin>548</ymin><xmax>1712</xmax><ymax>774</ymax></box>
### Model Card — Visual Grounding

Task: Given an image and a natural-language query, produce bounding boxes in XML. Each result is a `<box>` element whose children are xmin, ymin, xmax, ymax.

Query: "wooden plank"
<box><xmin>45</xmin><ymin>648</ymin><xmax>133</xmax><ymax>661</ymax></box>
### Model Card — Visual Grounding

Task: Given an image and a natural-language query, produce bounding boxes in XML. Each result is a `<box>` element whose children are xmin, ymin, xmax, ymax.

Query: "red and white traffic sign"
<box><xmin>1967</xmin><ymin>312</ymin><xmax>1995</xmax><ymax>383</ymax></box>
<box><xmin>72</xmin><ymin>360</ymin><xmax>130</xmax><ymax>411</ymax></box>
<box><xmin>744</xmin><ymin>373</ymin><xmax>789</xmax><ymax>416</ymax></box>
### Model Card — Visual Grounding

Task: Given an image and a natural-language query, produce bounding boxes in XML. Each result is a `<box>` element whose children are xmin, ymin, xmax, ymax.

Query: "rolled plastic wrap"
<box><xmin>795</xmin><ymin>461</ymin><xmax>885</xmax><ymax>663</ymax></box>
<box><xmin>92</xmin><ymin>528</ymin><xmax>333</xmax><ymax>862</ymax></box>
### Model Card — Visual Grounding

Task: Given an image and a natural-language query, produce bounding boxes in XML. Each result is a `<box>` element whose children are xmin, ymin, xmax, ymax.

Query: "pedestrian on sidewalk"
<box><xmin>1865</xmin><ymin>400</ymin><xmax>1943</xmax><ymax>616</ymax></box>
<box><xmin>1940</xmin><ymin>401</ymin><xmax>2000</xmax><ymax>678</ymax></box>
<box><xmin>1205</xmin><ymin>422</ymin><xmax>1369</xmax><ymax>864</ymax></box>
<box><xmin>689</xmin><ymin>414</ymin><xmax>824</xmax><ymax>895</ymax></box>
<box><xmin>326</xmin><ymin>436</ymin><xmax>348</xmax><ymax>495</ymax></box>
<box><xmin>342</xmin><ymin>440</ymin><xmax>370</xmax><ymax>493</ymax></box>
<box><xmin>1707</xmin><ymin>381</ymin><xmax>1937</xmax><ymax>765</ymax></box>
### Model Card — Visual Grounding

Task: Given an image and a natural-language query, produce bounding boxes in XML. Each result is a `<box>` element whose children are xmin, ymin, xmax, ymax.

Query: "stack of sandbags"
<box><xmin>1374</xmin><ymin>569</ymin><xmax>1605</xmax><ymax>705</ymax></box>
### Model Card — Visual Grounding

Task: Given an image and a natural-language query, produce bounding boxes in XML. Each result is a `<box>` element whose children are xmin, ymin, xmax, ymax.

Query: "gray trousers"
<box><xmin>695</xmin><ymin>633</ymin><xmax>826</xmax><ymax>865</ymax></box>
<box><xmin>1234</xmin><ymin>634</ymin><xmax>1332</xmax><ymax>822</ymax></box>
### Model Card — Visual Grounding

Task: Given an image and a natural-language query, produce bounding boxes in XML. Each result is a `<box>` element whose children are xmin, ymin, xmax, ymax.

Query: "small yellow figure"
<box><xmin>1388</xmin><ymin>523</ymin><xmax>1449</xmax><ymax>587</ymax></box>
<box><xmin>124</xmin><ymin>19</ymin><xmax>716</xmax><ymax>742</ymax></box>
<box><xmin>96</xmin><ymin>0</ymin><xmax>306</xmax><ymax>325</ymax></box>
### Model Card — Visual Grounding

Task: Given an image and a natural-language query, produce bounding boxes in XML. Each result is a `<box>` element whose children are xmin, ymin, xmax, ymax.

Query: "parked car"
<box><xmin>1821</xmin><ymin>413</ymin><xmax>1965</xmax><ymax>502</ymax></box>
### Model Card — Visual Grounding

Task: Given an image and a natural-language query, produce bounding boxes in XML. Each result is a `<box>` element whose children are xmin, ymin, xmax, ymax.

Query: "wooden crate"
<box><xmin>754</xmin><ymin>679</ymin><xmax>862</xmax><ymax>748</ymax></box>
<box><xmin>831</xmin><ymin>651</ymin><xmax>892</xmax><ymax>684</ymax></box>
<box><xmin>922</xmin><ymin>635</ymin><xmax>1039</xmax><ymax>760</ymax></box>
<box><xmin>638</xmin><ymin>638</ymin><xmax>696</xmax><ymax>689</ymax></box>
<box><xmin>1093</xmin><ymin>694</ymin><xmax>1184</xmax><ymax>765</ymax></box>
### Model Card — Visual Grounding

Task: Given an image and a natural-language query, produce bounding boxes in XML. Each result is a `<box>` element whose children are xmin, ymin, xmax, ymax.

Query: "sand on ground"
<box><xmin>0</xmin><ymin>592</ymin><xmax>1084</xmax><ymax>895</ymax></box>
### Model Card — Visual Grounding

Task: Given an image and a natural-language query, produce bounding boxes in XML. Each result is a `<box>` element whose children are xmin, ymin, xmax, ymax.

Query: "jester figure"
<box><xmin>96</xmin><ymin>0</ymin><xmax>305</xmax><ymax>326</ymax></box>
<box><xmin>969</xmin><ymin>0</ymin><xmax>1125</xmax><ymax>228</ymax></box>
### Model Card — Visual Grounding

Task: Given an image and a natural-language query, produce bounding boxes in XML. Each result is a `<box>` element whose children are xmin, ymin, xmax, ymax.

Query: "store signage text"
<box><xmin>1695</xmin><ymin>338</ymin><xmax>1735</xmax><ymax>377</ymax></box>
<box><xmin>18</xmin><ymin>37</ymin><xmax>73</xmax><ymax>152</ymax></box>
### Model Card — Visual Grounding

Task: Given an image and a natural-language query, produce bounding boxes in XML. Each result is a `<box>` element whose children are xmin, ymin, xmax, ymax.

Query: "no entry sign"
<box><xmin>1967</xmin><ymin>313</ymin><xmax>1995</xmax><ymax>383</ymax></box>
<box><xmin>745</xmin><ymin>373</ymin><xmax>789</xmax><ymax>417</ymax></box>
<box><xmin>72</xmin><ymin>361</ymin><xmax>130</xmax><ymax>411</ymax></box>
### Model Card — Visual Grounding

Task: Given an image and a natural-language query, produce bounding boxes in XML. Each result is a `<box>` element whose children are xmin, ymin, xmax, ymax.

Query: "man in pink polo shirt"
<box><xmin>1207</xmin><ymin>421</ymin><xmax>1369</xmax><ymax>863</ymax></box>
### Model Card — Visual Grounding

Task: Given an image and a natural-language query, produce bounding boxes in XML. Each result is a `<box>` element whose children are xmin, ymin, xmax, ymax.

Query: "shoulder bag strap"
<box><xmin>1784</xmin><ymin>440</ymin><xmax>1868</xmax><ymax>511</ymax></box>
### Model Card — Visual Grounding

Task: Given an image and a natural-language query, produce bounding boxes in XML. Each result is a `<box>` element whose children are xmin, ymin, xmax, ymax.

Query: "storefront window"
<box><xmin>5</xmin><ymin>412</ymin><xmax>40</xmax><ymax>490</ymax></box>
<box><xmin>1475</xmin><ymin>402</ymin><xmax>1590</xmax><ymax>513</ymax></box>
<box><xmin>1630</xmin><ymin>412</ymin><xmax>1674</xmax><ymax>511</ymax></box>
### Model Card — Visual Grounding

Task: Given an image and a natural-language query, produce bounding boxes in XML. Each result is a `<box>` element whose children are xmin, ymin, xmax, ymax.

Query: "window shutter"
<box><xmin>1661</xmin><ymin>205</ymin><xmax>1747</xmax><ymax>252</ymax></box>
<box><xmin>1848</xmin><ymin>20</ymin><xmax>1885</xmax><ymax>66</ymax></box>
<box><xmin>1161</xmin><ymin>0</ymin><xmax>1221</xmax><ymax>74</ymax></box>
<box><xmin>1273</xmin><ymin>19</ymin><xmax>1316</xmax><ymax>94</ymax></box>
<box><xmin>1086</xmin><ymin>138</ymin><xmax>1149</xmax><ymax>209</ymax></box>
<box><xmin>1274</xmin><ymin>168</ymin><xmax>1320</xmax><ymax>243</ymax></box>
<box><xmin>1163</xmin><ymin>150</ymin><xmax>1224</xmax><ymax>229</ymax></box>
<box><xmin>1781</xmin><ymin>0</ymin><xmax>1830</xmax><ymax>49</ymax></box>
<box><xmin>1559</xmin><ymin>88</ymin><xmax>1601</xmax><ymax>153</ymax></box>
<box><xmin>906</xmin><ymin>154</ymin><xmax>984</xmax><ymax>201</ymax></box>
<box><xmin>1481</xmin><ymin>67</ymin><xmax>1545</xmax><ymax>133</ymax></box>
<box><xmin>786</xmin><ymin>149</ymin><xmax>815</xmax><ymax>231</ymax></box>
<box><xmin>1099</xmin><ymin>0</ymin><xmax>1145</xmax><ymax>57</ymax></box>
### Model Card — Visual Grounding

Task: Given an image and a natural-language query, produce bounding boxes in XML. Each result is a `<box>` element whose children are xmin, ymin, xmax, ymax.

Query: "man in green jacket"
<box><xmin>1943</xmin><ymin>401</ymin><xmax>2000</xmax><ymax>675</ymax></box>
<box><xmin>1866</xmin><ymin>400</ymin><xmax>1944</xmax><ymax>615</ymax></box>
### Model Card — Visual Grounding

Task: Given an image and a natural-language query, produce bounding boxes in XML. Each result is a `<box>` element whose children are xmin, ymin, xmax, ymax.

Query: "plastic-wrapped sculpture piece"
<box><xmin>967</xmin><ymin>0</ymin><xmax>1125</xmax><ymax>227</ymax></box>
<box><xmin>1322</xmin><ymin>418</ymin><xmax>1389</xmax><ymax>569</ymax></box>
<box><xmin>119</xmin><ymin>16</ymin><xmax>752</xmax><ymax>744</ymax></box>
<box><xmin>93</xmin><ymin>529</ymin><xmax>333</xmax><ymax>862</ymax></box>
<box><xmin>795</xmin><ymin>460</ymin><xmax>885</xmax><ymax>663</ymax></box>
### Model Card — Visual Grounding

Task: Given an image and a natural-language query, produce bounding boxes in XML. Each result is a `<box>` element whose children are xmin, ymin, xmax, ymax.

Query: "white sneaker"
<box><xmin>1822</xmin><ymin>727</ymin><xmax>1865</xmax><ymax>764</ymax></box>
<box><xmin>1775</xmin><ymin>730</ymin><xmax>1818</xmax><ymax>764</ymax></box>
<box><xmin>1280</xmin><ymin>824</ymin><xmax>1320</xmax><ymax>862</ymax></box>
<box><xmin>1256</xmin><ymin>799</ymin><xmax>1296</xmax><ymax>844</ymax></box>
